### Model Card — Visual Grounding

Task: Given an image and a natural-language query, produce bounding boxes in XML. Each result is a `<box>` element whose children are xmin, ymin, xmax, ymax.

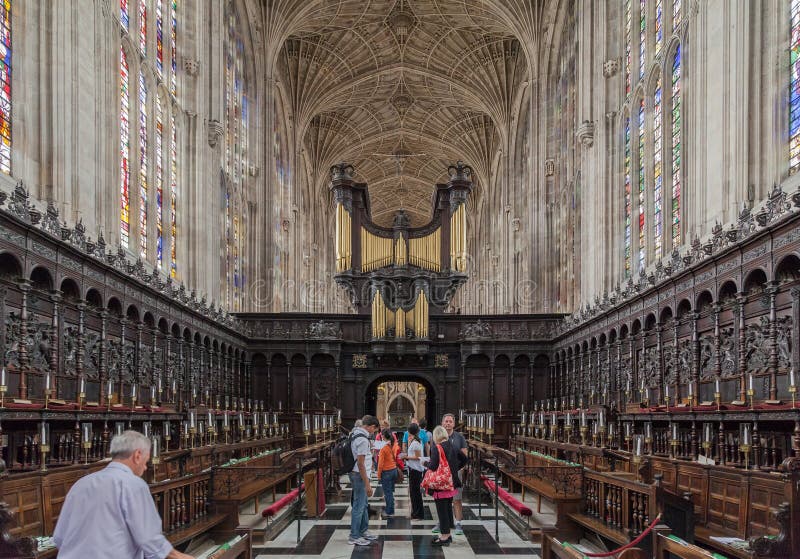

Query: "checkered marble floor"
<box><xmin>252</xmin><ymin>474</ymin><xmax>542</xmax><ymax>559</ymax></box>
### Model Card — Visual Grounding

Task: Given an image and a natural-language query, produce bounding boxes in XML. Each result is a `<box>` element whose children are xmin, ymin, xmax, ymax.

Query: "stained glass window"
<box><xmin>138</xmin><ymin>0</ymin><xmax>146</xmax><ymax>54</ymax></box>
<box><xmin>792</xmin><ymin>0</ymin><xmax>800</xmax><ymax>174</ymax></box>
<box><xmin>655</xmin><ymin>0</ymin><xmax>663</xmax><ymax>56</ymax></box>
<box><xmin>156</xmin><ymin>0</ymin><xmax>163</xmax><ymax>77</ymax></box>
<box><xmin>170</xmin><ymin>0</ymin><xmax>177</xmax><ymax>96</ymax></box>
<box><xmin>653</xmin><ymin>78</ymin><xmax>663</xmax><ymax>259</ymax></box>
<box><xmin>138</xmin><ymin>72</ymin><xmax>148</xmax><ymax>259</ymax></box>
<box><xmin>624</xmin><ymin>115</ymin><xmax>632</xmax><ymax>276</ymax></box>
<box><xmin>155</xmin><ymin>94</ymin><xmax>163</xmax><ymax>269</ymax></box>
<box><xmin>625</xmin><ymin>0</ymin><xmax>632</xmax><ymax>97</ymax></box>
<box><xmin>120</xmin><ymin>47</ymin><xmax>131</xmax><ymax>249</ymax></box>
<box><xmin>638</xmin><ymin>97</ymin><xmax>646</xmax><ymax>272</ymax></box>
<box><xmin>170</xmin><ymin>113</ymin><xmax>177</xmax><ymax>276</ymax></box>
<box><xmin>121</xmin><ymin>0</ymin><xmax>129</xmax><ymax>30</ymax></box>
<box><xmin>673</xmin><ymin>0</ymin><xmax>681</xmax><ymax>30</ymax></box>
<box><xmin>0</xmin><ymin>0</ymin><xmax>11</xmax><ymax>175</ymax></box>
<box><xmin>671</xmin><ymin>45</ymin><xmax>682</xmax><ymax>246</ymax></box>
<box><xmin>639</xmin><ymin>0</ymin><xmax>646</xmax><ymax>80</ymax></box>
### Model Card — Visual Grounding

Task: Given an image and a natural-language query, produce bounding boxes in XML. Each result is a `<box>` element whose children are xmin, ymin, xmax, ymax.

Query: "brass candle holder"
<box><xmin>39</xmin><ymin>422</ymin><xmax>50</xmax><ymax>472</ymax></box>
<box><xmin>40</xmin><ymin>443</ymin><xmax>50</xmax><ymax>472</ymax></box>
<box><xmin>790</xmin><ymin>384</ymin><xmax>797</xmax><ymax>409</ymax></box>
<box><xmin>747</xmin><ymin>388</ymin><xmax>755</xmax><ymax>410</ymax></box>
<box><xmin>83</xmin><ymin>440</ymin><xmax>92</xmax><ymax>464</ymax></box>
<box><xmin>0</xmin><ymin>366</ymin><xmax>7</xmax><ymax>408</ymax></box>
<box><xmin>164</xmin><ymin>428</ymin><xmax>171</xmax><ymax>452</ymax></box>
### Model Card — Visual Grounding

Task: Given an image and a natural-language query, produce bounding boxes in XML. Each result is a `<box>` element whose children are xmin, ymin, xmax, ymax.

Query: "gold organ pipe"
<box><xmin>372</xmin><ymin>291</ymin><xmax>388</xmax><ymax>339</ymax></box>
<box><xmin>361</xmin><ymin>227</ymin><xmax>392</xmax><ymax>272</ymax></box>
<box><xmin>335</xmin><ymin>204</ymin><xmax>352</xmax><ymax>272</ymax></box>
<box><xmin>409</xmin><ymin>230</ymin><xmax>441</xmax><ymax>272</ymax></box>
<box><xmin>394</xmin><ymin>236</ymin><xmax>407</xmax><ymax>266</ymax></box>
<box><xmin>450</xmin><ymin>204</ymin><xmax>466</xmax><ymax>272</ymax></box>
<box><xmin>395</xmin><ymin>308</ymin><xmax>406</xmax><ymax>339</ymax></box>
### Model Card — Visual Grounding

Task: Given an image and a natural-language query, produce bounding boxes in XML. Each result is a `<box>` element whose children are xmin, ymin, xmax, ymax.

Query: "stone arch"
<box><xmin>743</xmin><ymin>268</ymin><xmax>768</xmax><ymax>294</ymax></box>
<box><xmin>775</xmin><ymin>253</ymin><xmax>800</xmax><ymax>283</ymax></box>
<box><xmin>718</xmin><ymin>280</ymin><xmax>738</xmax><ymax>303</ymax></box>
<box><xmin>0</xmin><ymin>252</ymin><xmax>22</xmax><ymax>281</ymax></box>
<box><xmin>59</xmin><ymin>277</ymin><xmax>81</xmax><ymax>302</ymax></box>
<box><xmin>30</xmin><ymin>266</ymin><xmax>53</xmax><ymax>292</ymax></box>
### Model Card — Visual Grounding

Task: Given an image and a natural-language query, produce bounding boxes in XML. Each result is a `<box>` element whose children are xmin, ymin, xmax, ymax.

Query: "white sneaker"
<box><xmin>348</xmin><ymin>537</ymin><xmax>371</xmax><ymax>546</ymax></box>
<box><xmin>361</xmin><ymin>531</ymin><xmax>379</xmax><ymax>540</ymax></box>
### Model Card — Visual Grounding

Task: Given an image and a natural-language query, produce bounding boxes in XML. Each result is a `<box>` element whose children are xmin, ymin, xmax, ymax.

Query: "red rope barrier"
<box><xmin>578</xmin><ymin>513</ymin><xmax>662</xmax><ymax>557</ymax></box>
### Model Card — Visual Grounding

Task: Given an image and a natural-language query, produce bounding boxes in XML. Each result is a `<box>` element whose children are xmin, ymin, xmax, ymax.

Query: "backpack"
<box><xmin>331</xmin><ymin>432</ymin><xmax>368</xmax><ymax>476</ymax></box>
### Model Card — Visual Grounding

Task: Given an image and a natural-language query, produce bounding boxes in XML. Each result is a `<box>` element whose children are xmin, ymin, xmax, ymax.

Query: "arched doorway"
<box><xmin>364</xmin><ymin>374</ymin><xmax>437</xmax><ymax>429</ymax></box>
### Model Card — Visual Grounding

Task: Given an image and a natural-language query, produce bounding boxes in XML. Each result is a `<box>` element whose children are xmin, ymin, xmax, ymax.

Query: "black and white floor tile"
<box><xmin>250</xmin><ymin>474</ymin><xmax>543</xmax><ymax>559</ymax></box>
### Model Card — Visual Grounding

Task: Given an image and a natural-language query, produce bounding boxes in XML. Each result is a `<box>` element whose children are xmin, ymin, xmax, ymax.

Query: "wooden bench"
<box><xmin>655</xmin><ymin>528</ymin><xmax>732</xmax><ymax>559</ymax></box>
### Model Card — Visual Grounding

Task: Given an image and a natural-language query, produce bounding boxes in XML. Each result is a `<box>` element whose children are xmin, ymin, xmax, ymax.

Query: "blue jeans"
<box><xmin>380</xmin><ymin>469</ymin><xmax>398</xmax><ymax>515</ymax></box>
<box><xmin>349</xmin><ymin>471</ymin><xmax>369</xmax><ymax>539</ymax></box>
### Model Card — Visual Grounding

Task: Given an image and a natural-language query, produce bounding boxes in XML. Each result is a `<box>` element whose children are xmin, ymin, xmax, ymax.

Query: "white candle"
<box><xmin>0</xmin><ymin>366</ymin><xmax>6</xmax><ymax>387</ymax></box>
<box><xmin>82</xmin><ymin>423</ymin><xmax>92</xmax><ymax>443</ymax></box>
<box><xmin>790</xmin><ymin>368</ymin><xmax>796</xmax><ymax>388</ymax></box>
<box><xmin>107</xmin><ymin>379</ymin><xmax>114</xmax><ymax>397</ymax></box>
<box><xmin>498</xmin><ymin>403</ymin><xmax>502</xmax><ymax>415</ymax></box>
<box><xmin>45</xmin><ymin>372</ymin><xmax>52</xmax><ymax>392</ymax></box>
<box><xmin>715</xmin><ymin>378</ymin><xmax>721</xmax><ymax>394</ymax></box>
<box><xmin>664</xmin><ymin>385</ymin><xmax>670</xmax><ymax>399</ymax></box>
<box><xmin>748</xmin><ymin>373</ymin><xmax>754</xmax><ymax>392</ymax></box>
<box><xmin>634</xmin><ymin>435</ymin><xmax>644</xmax><ymax>456</ymax></box>
<box><xmin>688</xmin><ymin>382</ymin><xmax>694</xmax><ymax>397</ymax></box>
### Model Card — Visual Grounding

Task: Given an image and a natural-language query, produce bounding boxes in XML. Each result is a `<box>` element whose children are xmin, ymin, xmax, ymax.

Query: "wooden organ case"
<box><xmin>330</xmin><ymin>162</ymin><xmax>473</xmax><ymax>340</ymax></box>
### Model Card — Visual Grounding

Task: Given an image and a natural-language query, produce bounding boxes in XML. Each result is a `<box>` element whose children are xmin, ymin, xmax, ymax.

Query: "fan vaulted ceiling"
<box><xmin>271</xmin><ymin>0</ymin><xmax>547</xmax><ymax>227</ymax></box>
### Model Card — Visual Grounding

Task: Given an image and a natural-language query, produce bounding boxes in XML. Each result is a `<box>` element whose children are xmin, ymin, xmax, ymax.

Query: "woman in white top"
<box><xmin>402</xmin><ymin>423</ymin><xmax>426</xmax><ymax>519</ymax></box>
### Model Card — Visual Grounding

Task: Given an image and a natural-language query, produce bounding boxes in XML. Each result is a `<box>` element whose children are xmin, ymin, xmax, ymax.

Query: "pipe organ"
<box><xmin>335</xmin><ymin>203</ymin><xmax>352</xmax><ymax>272</ymax></box>
<box><xmin>370</xmin><ymin>289</ymin><xmax>430</xmax><ymax>340</ymax></box>
<box><xmin>450</xmin><ymin>203</ymin><xmax>467</xmax><ymax>272</ymax></box>
<box><xmin>408</xmin><ymin>229</ymin><xmax>441</xmax><ymax>272</ymax></box>
<box><xmin>361</xmin><ymin>228</ymin><xmax>394</xmax><ymax>272</ymax></box>
<box><xmin>330</xmin><ymin>161</ymin><xmax>473</xmax><ymax>341</ymax></box>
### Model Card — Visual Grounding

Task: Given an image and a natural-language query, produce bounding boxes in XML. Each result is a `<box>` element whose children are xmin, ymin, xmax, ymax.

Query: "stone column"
<box><xmin>306</xmin><ymin>362</ymin><xmax>312</xmax><ymax>409</ymax></box>
<box><xmin>735</xmin><ymin>296</ymin><xmax>747</xmax><ymax>401</ymax></box>
<box><xmin>334</xmin><ymin>360</ymin><xmax>341</xmax><ymax>409</ymax></box>
<box><xmin>76</xmin><ymin>301</ymin><xmax>86</xmax><ymax>400</ymax></box>
<box><xmin>766</xmin><ymin>282</ymin><xmax>779</xmax><ymax>400</ymax></box>
<box><xmin>656</xmin><ymin>324</ymin><xmax>664</xmax><ymax>402</ymax></box>
<box><xmin>690</xmin><ymin>312</ymin><xmax>699</xmax><ymax>386</ymax></box>
<box><xmin>489</xmin><ymin>357</ymin><xmax>496</xmax><ymax>412</ymax></box>
<box><xmin>99</xmin><ymin>310</ymin><xmax>108</xmax><ymax>406</ymax></box>
<box><xmin>118</xmin><ymin>318</ymin><xmax>127</xmax><ymax>402</ymax></box>
<box><xmin>17</xmin><ymin>280</ymin><xmax>31</xmax><ymax>399</ymax></box>
<box><xmin>459</xmin><ymin>358</ymin><xmax>466</xmax><ymax>410</ymax></box>
<box><xmin>49</xmin><ymin>290</ymin><xmax>61</xmax><ymax>397</ymax></box>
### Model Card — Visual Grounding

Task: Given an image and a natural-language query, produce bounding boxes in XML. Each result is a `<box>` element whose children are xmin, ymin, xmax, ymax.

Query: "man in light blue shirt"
<box><xmin>53</xmin><ymin>431</ymin><xmax>194</xmax><ymax>559</ymax></box>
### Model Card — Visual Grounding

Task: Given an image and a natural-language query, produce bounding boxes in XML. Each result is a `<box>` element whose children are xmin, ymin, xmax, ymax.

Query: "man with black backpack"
<box><xmin>347</xmin><ymin>415</ymin><xmax>380</xmax><ymax>546</ymax></box>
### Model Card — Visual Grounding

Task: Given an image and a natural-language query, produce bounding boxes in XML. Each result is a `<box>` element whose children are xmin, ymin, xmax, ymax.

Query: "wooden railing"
<box><xmin>581</xmin><ymin>470</ymin><xmax>657</xmax><ymax>538</ymax></box>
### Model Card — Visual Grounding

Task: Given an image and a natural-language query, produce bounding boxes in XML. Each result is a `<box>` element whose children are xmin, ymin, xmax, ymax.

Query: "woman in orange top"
<box><xmin>376</xmin><ymin>428</ymin><xmax>399</xmax><ymax>518</ymax></box>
